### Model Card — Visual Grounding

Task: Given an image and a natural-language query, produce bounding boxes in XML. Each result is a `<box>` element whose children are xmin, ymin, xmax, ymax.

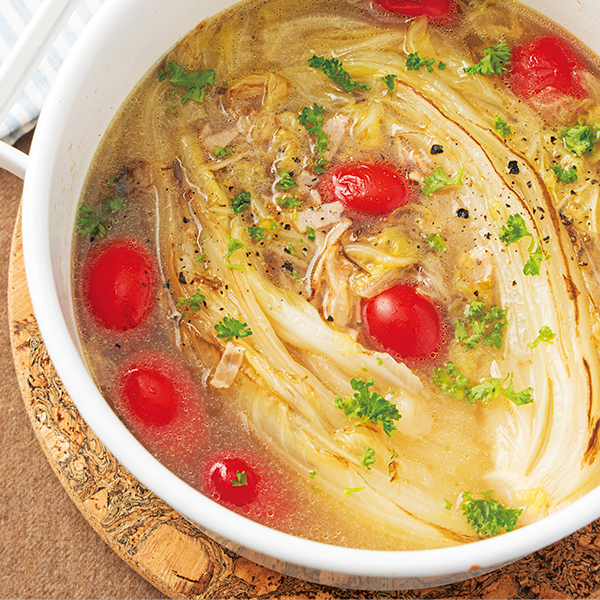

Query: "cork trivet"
<box><xmin>8</xmin><ymin>207</ymin><xmax>600</xmax><ymax>599</ymax></box>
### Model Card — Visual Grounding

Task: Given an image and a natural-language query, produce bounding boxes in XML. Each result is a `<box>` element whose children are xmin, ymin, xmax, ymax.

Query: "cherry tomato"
<box><xmin>208</xmin><ymin>455</ymin><xmax>261</xmax><ymax>507</ymax></box>
<box><xmin>200</xmin><ymin>450</ymin><xmax>291</xmax><ymax>523</ymax></box>
<box><xmin>83</xmin><ymin>238</ymin><xmax>156</xmax><ymax>331</ymax></box>
<box><xmin>373</xmin><ymin>0</ymin><xmax>459</xmax><ymax>25</ymax></box>
<box><xmin>120</xmin><ymin>362</ymin><xmax>180</xmax><ymax>426</ymax></box>
<box><xmin>113</xmin><ymin>352</ymin><xmax>205</xmax><ymax>470</ymax></box>
<box><xmin>508</xmin><ymin>36</ymin><xmax>588</xmax><ymax>100</ymax></box>
<box><xmin>320</xmin><ymin>162</ymin><xmax>410</xmax><ymax>216</ymax></box>
<box><xmin>361</xmin><ymin>284</ymin><xmax>444</xmax><ymax>361</ymax></box>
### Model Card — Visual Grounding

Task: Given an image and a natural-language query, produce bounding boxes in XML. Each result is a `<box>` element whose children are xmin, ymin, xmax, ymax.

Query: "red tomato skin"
<box><xmin>320</xmin><ymin>162</ymin><xmax>410</xmax><ymax>216</ymax></box>
<box><xmin>112</xmin><ymin>352</ymin><xmax>205</xmax><ymax>469</ymax></box>
<box><xmin>508</xmin><ymin>36</ymin><xmax>588</xmax><ymax>100</ymax></box>
<box><xmin>208</xmin><ymin>456</ymin><xmax>260</xmax><ymax>507</ymax></box>
<box><xmin>120</xmin><ymin>363</ymin><xmax>180</xmax><ymax>426</ymax></box>
<box><xmin>373</xmin><ymin>0</ymin><xmax>459</xmax><ymax>25</ymax></box>
<box><xmin>361</xmin><ymin>284</ymin><xmax>444</xmax><ymax>361</ymax></box>
<box><xmin>83</xmin><ymin>238</ymin><xmax>156</xmax><ymax>331</ymax></box>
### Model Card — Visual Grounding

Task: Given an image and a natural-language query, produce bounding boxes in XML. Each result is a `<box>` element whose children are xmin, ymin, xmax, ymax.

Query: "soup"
<box><xmin>72</xmin><ymin>0</ymin><xmax>600</xmax><ymax>551</ymax></box>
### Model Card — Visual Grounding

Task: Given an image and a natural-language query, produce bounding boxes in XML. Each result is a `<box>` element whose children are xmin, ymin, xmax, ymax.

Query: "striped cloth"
<box><xmin>0</xmin><ymin>0</ymin><xmax>105</xmax><ymax>144</ymax></box>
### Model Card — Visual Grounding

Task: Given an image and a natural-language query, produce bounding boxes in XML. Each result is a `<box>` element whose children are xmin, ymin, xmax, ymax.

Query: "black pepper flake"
<box><xmin>115</xmin><ymin>343</ymin><xmax>121</xmax><ymax>349</ymax></box>
<box><xmin>512</xmin><ymin>281</ymin><xmax>517</xmax><ymax>286</ymax></box>
<box><xmin>327</xmin><ymin>315</ymin><xmax>334</xmax><ymax>322</ymax></box>
<box><xmin>571</xmin><ymin>190</ymin><xmax>577</xmax><ymax>195</ymax></box>
<box><xmin>163</xmin><ymin>282</ymin><xmax>170</xmax><ymax>289</ymax></box>
<box><xmin>284</xmin><ymin>224</ymin><xmax>291</xmax><ymax>231</ymax></box>
<box><xmin>507</xmin><ymin>160</ymin><xmax>520</xmax><ymax>175</ymax></box>
<box><xmin>527</xmin><ymin>181</ymin><xmax>532</xmax><ymax>188</ymax></box>
<box><xmin>456</xmin><ymin>208</ymin><xmax>469</xmax><ymax>219</ymax></box>
<box><xmin>543</xmin><ymin>236</ymin><xmax>550</xmax><ymax>242</ymax></box>
<box><xmin>284</xmin><ymin>247</ymin><xmax>291</xmax><ymax>254</ymax></box>
<box><xmin>473</xmin><ymin>290</ymin><xmax>479</xmax><ymax>297</ymax></box>
<box><xmin>484</xmin><ymin>232</ymin><xmax>491</xmax><ymax>240</ymax></box>
<box><xmin>178</xmin><ymin>272</ymin><xmax>187</xmax><ymax>285</ymax></box>
<box><xmin>282</xmin><ymin>261</ymin><xmax>293</xmax><ymax>271</ymax></box>
<box><xmin>145</xmin><ymin>239</ymin><xmax>151</xmax><ymax>244</ymax></box>
<box><xmin>592</xmin><ymin>179</ymin><xmax>599</xmax><ymax>185</ymax></box>
<box><xmin>550</xmin><ymin>136</ymin><xmax>557</xmax><ymax>144</ymax></box>
<box><xmin>430</xmin><ymin>144</ymin><xmax>444</xmax><ymax>155</ymax></box>
<box><xmin>183</xmin><ymin>216</ymin><xmax>190</xmax><ymax>223</ymax></box>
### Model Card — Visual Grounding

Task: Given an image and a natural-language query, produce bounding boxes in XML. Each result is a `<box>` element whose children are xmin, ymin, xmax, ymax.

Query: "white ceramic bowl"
<box><xmin>9</xmin><ymin>0</ymin><xmax>600</xmax><ymax>590</ymax></box>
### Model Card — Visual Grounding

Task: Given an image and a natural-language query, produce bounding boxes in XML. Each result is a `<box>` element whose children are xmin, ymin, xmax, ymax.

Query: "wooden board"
<box><xmin>8</xmin><ymin>206</ymin><xmax>600</xmax><ymax>599</ymax></box>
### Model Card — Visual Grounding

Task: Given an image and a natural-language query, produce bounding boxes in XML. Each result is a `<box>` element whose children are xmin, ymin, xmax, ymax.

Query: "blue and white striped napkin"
<box><xmin>0</xmin><ymin>0</ymin><xmax>105</xmax><ymax>144</ymax></box>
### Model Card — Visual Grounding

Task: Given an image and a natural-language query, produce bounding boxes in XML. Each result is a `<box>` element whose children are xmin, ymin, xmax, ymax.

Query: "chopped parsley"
<box><xmin>213</xmin><ymin>146</ymin><xmax>234</xmax><ymax>158</ymax></box>
<box><xmin>343</xmin><ymin>487</ymin><xmax>365</xmax><ymax>498</ymax></box>
<box><xmin>314</xmin><ymin>157</ymin><xmax>329</xmax><ymax>174</ymax></box>
<box><xmin>421</xmin><ymin>167</ymin><xmax>463</xmax><ymax>196</ymax></box>
<box><xmin>461</xmin><ymin>491</ymin><xmax>522</xmax><ymax>537</ymax></box>
<box><xmin>494</xmin><ymin>115</ymin><xmax>512</xmax><ymax>138</ymax></box>
<box><xmin>215</xmin><ymin>315</ymin><xmax>253</xmax><ymax>342</ymax></box>
<box><xmin>334</xmin><ymin>378</ymin><xmax>401</xmax><ymax>437</ymax></box>
<box><xmin>499</xmin><ymin>213</ymin><xmax>549</xmax><ymax>276</ymax></box>
<box><xmin>276</xmin><ymin>169</ymin><xmax>298</xmax><ymax>191</ymax></box>
<box><xmin>248</xmin><ymin>226</ymin><xmax>266</xmax><ymax>242</ymax></box>
<box><xmin>277</xmin><ymin>196</ymin><xmax>303</xmax><ymax>209</ymax></box>
<box><xmin>454</xmin><ymin>302</ymin><xmax>508</xmax><ymax>350</ymax></box>
<box><xmin>561</xmin><ymin>124</ymin><xmax>600</xmax><ymax>157</ymax></box>
<box><xmin>433</xmin><ymin>362</ymin><xmax>534</xmax><ymax>406</ymax></box>
<box><xmin>550</xmin><ymin>164</ymin><xmax>578</xmax><ymax>183</ymax></box>
<box><xmin>177</xmin><ymin>289</ymin><xmax>206</xmax><ymax>317</ymax></box>
<box><xmin>308</xmin><ymin>470</ymin><xmax>318</xmax><ymax>479</ymax></box>
<box><xmin>359</xmin><ymin>446</ymin><xmax>376</xmax><ymax>470</ymax></box>
<box><xmin>528</xmin><ymin>325</ymin><xmax>556</xmax><ymax>349</ymax></box>
<box><xmin>298</xmin><ymin>103</ymin><xmax>328</xmax><ymax>153</ymax></box>
<box><xmin>306</xmin><ymin>226</ymin><xmax>316</xmax><ymax>241</ymax></box>
<box><xmin>76</xmin><ymin>196</ymin><xmax>125</xmax><ymax>240</ymax></box>
<box><xmin>158</xmin><ymin>61</ymin><xmax>215</xmax><ymax>104</ymax></box>
<box><xmin>230</xmin><ymin>191</ymin><xmax>251</xmax><ymax>214</ymax></box>
<box><xmin>464</xmin><ymin>40</ymin><xmax>512</xmax><ymax>76</ymax></box>
<box><xmin>308</xmin><ymin>55</ymin><xmax>371</xmax><ymax>92</ymax></box>
<box><xmin>427</xmin><ymin>233</ymin><xmax>447</xmax><ymax>252</ymax></box>
<box><xmin>406</xmin><ymin>51</ymin><xmax>436</xmax><ymax>73</ymax></box>
<box><xmin>231</xmin><ymin>471</ymin><xmax>248</xmax><ymax>487</ymax></box>
<box><xmin>381</xmin><ymin>73</ymin><xmax>397</xmax><ymax>97</ymax></box>
<box><xmin>225</xmin><ymin>237</ymin><xmax>246</xmax><ymax>270</ymax></box>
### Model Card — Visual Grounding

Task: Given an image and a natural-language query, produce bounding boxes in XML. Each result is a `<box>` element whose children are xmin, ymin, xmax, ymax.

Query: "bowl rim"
<box><xmin>20</xmin><ymin>0</ymin><xmax>600</xmax><ymax>583</ymax></box>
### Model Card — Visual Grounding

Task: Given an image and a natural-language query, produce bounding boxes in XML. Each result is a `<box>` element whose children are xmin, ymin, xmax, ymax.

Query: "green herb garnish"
<box><xmin>528</xmin><ymin>326</ymin><xmax>556</xmax><ymax>349</ymax></box>
<box><xmin>276</xmin><ymin>169</ymin><xmax>298</xmax><ymax>191</ymax></box>
<box><xmin>213</xmin><ymin>146</ymin><xmax>234</xmax><ymax>158</ymax></box>
<box><xmin>308</xmin><ymin>55</ymin><xmax>371</xmax><ymax>92</ymax></box>
<box><xmin>454</xmin><ymin>302</ymin><xmax>507</xmax><ymax>350</ymax></box>
<box><xmin>215</xmin><ymin>315</ymin><xmax>253</xmax><ymax>342</ymax></box>
<box><xmin>225</xmin><ymin>237</ymin><xmax>246</xmax><ymax>270</ymax></box>
<box><xmin>298</xmin><ymin>103</ymin><xmax>328</xmax><ymax>153</ymax></box>
<box><xmin>406</xmin><ymin>51</ymin><xmax>436</xmax><ymax>73</ymax></box>
<box><xmin>561</xmin><ymin>124</ymin><xmax>600</xmax><ymax>157</ymax></box>
<box><xmin>464</xmin><ymin>40</ymin><xmax>512</xmax><ymax>76</ymax></box>
<box><xmin>248</xmin><ymin>226</ymin><xmax>266</xmax><ymax>242</ymax></box>
<box><xmin>76</xmin><ymin>196</ymin><xmax>125</xmax><ymax>240</ymax></box>
<box><xmin>158</xmin><ymin>60</ymin><xmax>215</xmax><ymax>104</ymax></box>
<box><xmin>381</xmin><ymin>73</ymin><xmax>397</xmax><ymax>97</ymax></box>
<box><xmin>550</xmin><ymin>164</ymin><xmax>578</xmax><ymax>183</ymax></box>
<box><xmin>308</xmin><ymin>470</ymin><xmax>317</xmax><ymax>479</ymax></box>
<box><xmin>277</xmin><ymin>196</ymin><xmax>303</xmax><ymax>209</ymax></box>
<box><xmin>230</xmin><ymin>191</ymin><xmax>251</xmax><ymax>214</ymax></box>
<box><xmin>334</xmin><ymin>378</ymin><xmax>401</xmax><ymax>437</ymax></box>
<box><xmin>427</xmin><ymin>233</ymin><xmax>447</xmax><ymax>252</ymax></box>
<box><xmin>343</xmin><ymin>487</ymin><xmax>365</xmax><ymax>498</ymax></box>
<box><xmin>461</xmin><ymin>491</ymin><xmax>522</xmax><ymax>537</ymax></box>
<box><xmin>433</xmin><ymin>362</ymin><xmax>534</xmax><ymax>406</ymax></box>
<box><xmin>231</xmin><ymin>471</ymin><xmax>248</xmax><ymax>487</ymax></box>
<box><xmin>499</xmin><ymin>213</ymin><xmax>549</xmax><ymax>276</ymax></box>
<box><xmin>359</xmin><ymin>446</ymin><xmax>376</xmax><ymax>471</ymax></box>
<box><xmin>177</xmin><ymin>289</ymin><xmax>206</xmax><ymax>317</ymax></box>
<box><xmin>421</xmin><ymin>167</ymin><xmax>463</xmax><ymax>196</ymax></box>
<box><xmin>306</xmin><ymin>226</ymin><xmax>316</xmax><ymax>241</ymax></box>
<box><xmin>494</xmin><ymin>115</ymin><xmax>512</xmax><ymax>138</ymax></box>
<box><xmin>314</xmin><ymin>157</ymin><xmax>329</xmax><ymax>174</ymax></box>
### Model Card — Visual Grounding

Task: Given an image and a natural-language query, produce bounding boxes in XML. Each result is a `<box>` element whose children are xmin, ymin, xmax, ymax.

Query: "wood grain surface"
<box><xmin>7</xmin><ymin>199</ymin><xmax>600</xmax><ymax>598</ymax></box>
